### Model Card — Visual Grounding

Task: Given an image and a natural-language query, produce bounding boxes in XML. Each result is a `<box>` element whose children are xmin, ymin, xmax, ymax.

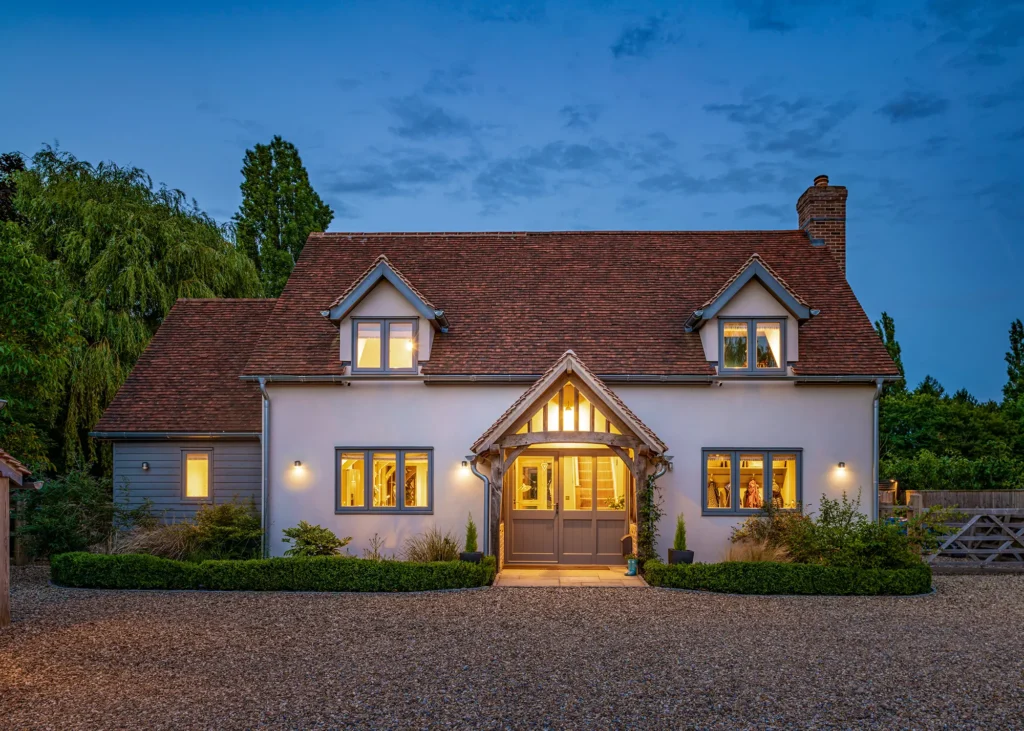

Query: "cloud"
<box><xmin>704</xmin><ymin>91</ymin><xmax>857</xmax><ymax>158</ymax></box>
<box><xmin>736</xmin><ymin>202</ymin><xmax>790</xmax><ymax>220</ymax></box>
<box><xmin>736</xmin><ymin>0</ymin><xmax>795</xmax><ymax>32</ymax></box>
<box><xmin>423</xmin><ymin>62</ymin><xmax>475</xmax><ymax>96</ymax></box>
<box><xmin>336</xmin><ymin>78</ymin><xmax>361</xmax><ymax>91</ymax></box>
<box><xmin>877</xmin><ymin>90</ymin><xmax>950</xmax><ymax>122</ymax></box>
<box><xmin>386</xmin><ymin>95</ymin><xmax>476</xmax><ymax>140</ymax></box>
<box><xmin>611</xmin><ymin>16</ymin><xmax>675</xmax><ymax>58</ymax></box>
<box><xmin>921</xmin><ymin>2</ymin><xmax>1024</xmax><ymax>67</ymax></box>
<box><xmin>465</xmin><ymin>0</ymin><xmax>545</xmax><ymax>24</ymax></box>
<box><xmin>970</xmin><ymin>77</ymin><xmax>1024</xmax><ymax>109</ymax></box>
<box><xmin>560</xmin><ymin>104</ymin><xmax>602</xmax><ymax>130</ymax></box>
<box><xmin>1010</xmin><ymin>127</ymin><xmax>1024</xmax><ymax>140</ymax></box>
<box><xmin>323</xmin><ymin>148</ymin><xmax>475</xmax><ymax>198</ymax></box>
<box><xmin>638</xmin><ymin>164</ymin><xmax>783</xmax><ymax>195</ymax></box>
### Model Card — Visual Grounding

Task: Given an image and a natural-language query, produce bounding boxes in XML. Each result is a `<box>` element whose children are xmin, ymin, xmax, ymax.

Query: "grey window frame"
<box><xmin>351</xmin><ymin>317</ymin><xmax>419</xmax><ymax>374</ymax></box>
<box><xmin>701</xmin><ymin>448</ymin><xmax>802</xmax><ymax>516</ymax></box>
<box><xmin>180</xmin><ymin>448</ymin><xmax>214</xmax><ymax>503</ymax></box>
<box><xmin>335</xmin><ymin>447</ymin><xmax>434</xmax><ymax>514</ymax></box>
<box><xmin>718</xmin><ymin>317</ymin><xmax>787</xmax><ymax>375</ymax></box>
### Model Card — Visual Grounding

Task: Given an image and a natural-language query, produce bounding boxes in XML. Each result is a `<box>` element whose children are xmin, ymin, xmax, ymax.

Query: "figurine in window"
<box><xmin>707</xmin><ymin>476</ymin><xmax>719</xmax><ymax>508</ymax></box>
<box><xmin>743</xmin><ymin>478</ymin><xmax>763</xmax><ymax>509</ymax></box>
<box><xmin>719</xmin><ymin>482</ymin><xmax>731</xmax><ymax>508</ymax></box>
<box><xmin>771</xmin><ymin>479</ymin><xmax>783</xmax><ymax>508</ymax></box>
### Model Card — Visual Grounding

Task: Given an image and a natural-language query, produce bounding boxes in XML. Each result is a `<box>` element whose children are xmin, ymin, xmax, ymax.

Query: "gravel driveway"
<box><xmin>2</xmin><ymin>566</ymin><xmax>1023</xmax><ymax>730</ymax></box>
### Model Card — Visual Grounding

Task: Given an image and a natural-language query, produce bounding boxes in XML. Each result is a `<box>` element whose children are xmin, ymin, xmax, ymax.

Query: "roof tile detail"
<box><xmin>328</xmin><ymin>254</ymin><xmax>437</xmax><ymax>311</ymax></box>
<box><xmin>700</xmin><ymin>253</ymin><xmax>810</xmax><ymax>310</ymax></box>
<box><xmin>93</xmin><ymin>299</ymin><xmax>276</xmax><ymax>434</ymax></box>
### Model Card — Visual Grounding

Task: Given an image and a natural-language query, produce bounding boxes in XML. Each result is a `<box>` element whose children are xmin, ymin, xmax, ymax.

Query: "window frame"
<box><xmin>717</xmin><ymin>317</ymin><xmax>787</xmax><ymax>375</ymax></box>
<box><xmin>701</xmin><ymin>448</ymin><xmax>802</xmax><ymax>516</ymax></box>
<box><xmin>180</xmin><ymin>448</ymin><xmax>214</xmax><ymax>503</ymax></box>
<box><xmin>351</xmin><ymin>317</ymin><xmax>419</xmax><ymax>374</ymax></box>
<box><xmin>335</xmin><ymin>447</ymin><xmax>434</xmax><ymax>514</ymax></box>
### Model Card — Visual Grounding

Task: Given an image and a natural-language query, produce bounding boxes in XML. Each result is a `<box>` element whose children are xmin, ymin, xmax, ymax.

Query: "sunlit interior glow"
<box><xmin>185</xmin><ymin>453</ymin><xmax>209</xmax><ymax>498</ymax></box>
<box><xmin>523</xmin><ymin>382</ymin><xmax>618</xmax><ymax>435</ymax></box>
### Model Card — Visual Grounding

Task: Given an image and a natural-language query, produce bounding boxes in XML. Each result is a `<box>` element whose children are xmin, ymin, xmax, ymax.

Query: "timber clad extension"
<box><xmin>94</xmin><ymin>176</ymin><xmax>899</xmax><ymax>563</ymax></box>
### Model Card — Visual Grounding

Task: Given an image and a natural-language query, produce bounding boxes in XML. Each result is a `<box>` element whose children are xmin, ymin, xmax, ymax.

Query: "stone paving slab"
<box><xmin>494</xmin><ymin>567</ymin><xmax>646</xmax><ymax>587</ymax></box>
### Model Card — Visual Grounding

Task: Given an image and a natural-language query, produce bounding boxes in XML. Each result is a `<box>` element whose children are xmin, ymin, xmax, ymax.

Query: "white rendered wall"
<box><xmin>338</xmin><ymin>280</ymin><xmax>433</xmax><ymax>365</ymax></box>
<box><xmin>267</xmin><ymin>379</ymin><xmax>875</xmax><ymax>562</ymax></box>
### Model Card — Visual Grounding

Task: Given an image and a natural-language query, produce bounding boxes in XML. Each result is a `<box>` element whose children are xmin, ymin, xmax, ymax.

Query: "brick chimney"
<box><xmin>797</xmin><ymin>174</ymin><xmax>848</xmax><ymax>275</ymax></box>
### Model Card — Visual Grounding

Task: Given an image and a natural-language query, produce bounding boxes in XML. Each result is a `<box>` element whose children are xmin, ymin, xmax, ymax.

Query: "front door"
<box><xmin>506</xmin><ymin>451</ymin><xmax>629</xmax><ymax>564</ymax></box>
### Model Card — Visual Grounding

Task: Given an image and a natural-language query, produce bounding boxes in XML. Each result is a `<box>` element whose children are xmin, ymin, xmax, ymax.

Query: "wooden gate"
<box><xmin>926</xmin><ymin>509</ymin><xmax>1024</xmax><ymax>564</ymax></box>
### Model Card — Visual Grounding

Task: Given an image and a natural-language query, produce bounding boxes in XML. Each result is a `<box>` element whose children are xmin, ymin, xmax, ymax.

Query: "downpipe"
<box><xmin>467</xmin><ymin>456</ymin><xmax>490</xmax><ymax>555</ymax></box>
<box><xmin>258</xmin><ymin>377</ymin><xmax>270</xmax><ymax>558</ymax></box>
<box><xmin>872</xmin><ymin>377</ymin><xmax>884</xmax><ymax>522</ymax></box>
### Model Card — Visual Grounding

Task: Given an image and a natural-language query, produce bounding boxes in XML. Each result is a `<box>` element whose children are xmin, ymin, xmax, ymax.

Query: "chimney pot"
<box><xmin>814</xmin><ymin>174</ymin><xmax>829</xmax><ymax>187</ymax></box>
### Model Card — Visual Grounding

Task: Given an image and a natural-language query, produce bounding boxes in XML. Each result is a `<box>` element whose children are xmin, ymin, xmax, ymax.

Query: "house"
<box><xmin>92</xmin><ymin>176</ymin><xmax>899</xmax><ymax>565</ymax></box>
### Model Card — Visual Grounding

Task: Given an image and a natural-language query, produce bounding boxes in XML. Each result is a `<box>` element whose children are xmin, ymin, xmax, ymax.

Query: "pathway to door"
<box><xmin>494</xmin><ymin>566</ymin><xmax>646</xmax><ymax>587</ymax></box>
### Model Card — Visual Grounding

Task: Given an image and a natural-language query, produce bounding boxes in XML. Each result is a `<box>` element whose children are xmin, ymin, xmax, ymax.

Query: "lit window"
<box><xmin>720</xmin><ymin>319</ymin><xmax>785</xmax><ymax>374</ymax></box>
<box><xmin>596</xmin><ymin>456</ymin><xmax>628</xmax><ymax>511</ymax></box>
<box><xmin>703</xmin><ymin>449</ymin><xmax>801</xmax><ymax>515</ymax></box>
<box><xmin>519</xmin><ymin>382</ymin><xmax>617</xmax><ymax>434</ymax></box>
<box><xmin>337</xmin><ymin>448</ymin><xmax>432</xmax><ymax>513</ymax></box>
<box><xmin>183</xmin><ymin>451</ymin><xmax>210</xmax><ymax>500</ymax></box>
<box><xmin>513</xmin><ymin>456</ymin><xmax>554</xmax><ymax>510</ymax></box>
<box><xmin>353</xmin><ymin>319</ymin><xmax>417</xmax><ymax>373</ymax></box>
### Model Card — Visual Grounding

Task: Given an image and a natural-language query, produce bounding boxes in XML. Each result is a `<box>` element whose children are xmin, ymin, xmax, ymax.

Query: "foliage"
<box><xmin>112</xmin><ymin>522</ymin><xmax>200</xmax><ymax>562</ymax></box>
<box><xmin>724</xmin><ymin>540</ymin><xmax>791</xmax><ymax>563</ymax></box>
<box><xmin>14</xmin><ymin>471</ymin><xmax>153</xmax><ymax>556</ymax></box>
<box><xmin>0</xmin><ymin>151</ymin><xmax>25</xmax><ymax>222</ymax></box>
<box><xmin>0</xmin><ymin>223</ymin><xmax>71</xmax><ymax>469</ymax></box>
<box><xmin>731</xmin><ymin>493</ymin><xmax>935</xmax><ymax>570</ymax></box>
<box><xmin>363</xmin><ymin>533</ymin><xmax>387</xmax><ymax>561</ymax></box>
<box><xmin>464</xmin><ymin>513</ymin><xmax>479</xmax><ymax>553</ymax></box>
<box><xmin>282</xmin><ymin>520</ymin><xmax>351</xmax><ymax>557</ymax></box>
<box><xmin>403</xmin><ymin>526</ymin><xmax>461</xmax><ymax>562</ymax></box>
<box><xmin>114</xmin><ymin>500</ymin><xmax>262</xmax><ymax>561</ymax></box>
<box><xmin>915</xmin><ymin>375</ymin><xmax>946</xmax><ymax>399</ymax></box>
<box><xmin>873</xmin><ymin>311</ymin><xmax>906</xmax><ymax>394</ymax></box>
<box><xmin>8</xmin><ymin>145</ymin><xmax>260</xmax><ymax>470</ymax></box>
<box><xmin>637</xmin><ymin>472</ymin><xmax>664</xmax><ymax>563</ymax></box>
<box><xmin>51</xmin><ymin>553</ymin><xmax>497</xmax><ymax>592</ymax></box>
<box><xmin>882</xmin><ymin>450</ymin><xmax>1024</xmax><ymax>492</ymax></box>
<box><xmin>1005</xmin><ymin>318</ymin><xmax>1024</xmax><ymax>404</ymax></box>
<box><xmin>643</xmin><ymin>560</ymin><xmax>932</xmax><ymax>596</ymax></box>
<box><xmin>672</xmin><ymin>513</ymin><xmax>687</xmax><ymax>552</ymax></box>
<box><xmin>233</xmin><ymin>136</ymin><xmax>333</xmax><ymax>297</ymax></box>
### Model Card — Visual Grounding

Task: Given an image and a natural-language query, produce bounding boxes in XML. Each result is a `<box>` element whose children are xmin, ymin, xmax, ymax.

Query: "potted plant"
<box><xmin>625</xmin><ymin>552</ymin><xmax>638</xmax><ymax>576</ymax></box>
<box><xmin>668</xmin><ymin>513</ymin><xmax>694</xmax><ymax>564</ymax></box>
<box><xmin>459</xmin><ymin>513</ymin><xmax>483</xmax><ymax>563</ymax></box>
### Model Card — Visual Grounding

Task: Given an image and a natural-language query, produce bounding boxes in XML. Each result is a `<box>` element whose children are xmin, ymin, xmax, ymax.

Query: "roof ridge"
<box><xmin>311</xmin><ymin>230</ymin><xmax>806</xmax><ymax>237</ymax></box>
<box><xmin>327</xmin><ymin>254</ymin><xmax>435</xmax><ymax>310</ymax></box>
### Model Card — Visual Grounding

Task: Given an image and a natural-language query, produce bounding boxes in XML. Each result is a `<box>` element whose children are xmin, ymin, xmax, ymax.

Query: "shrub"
<box><xmin>51</xmin><ymin>552</ymin><xmax>497</xmax><ymax>592</ymax></box>
<box><xmin>725</xmin><ymin>540</ymin><xmax>791</xmax><ymax>563</ymax></box>
<box><xmin>282</xmin><ymin>521</ymin><xmax>351</xmax><ymax>557</ymax></box>
<box><xmin>14</xmin><ymin>470</ymin><xmax>154</xmax><ymax>557</ymax></box>
<box><xmin>643</xmin><ymin>560</ymin><xmax>932</xmax><ymax>596</ymax></box>
<box><xmin>403</xmin><ymin>526</ymin><xmax>461</xmax><ymax>562</ymax></box>
<box><xmin>189</xmin><ymin>501</ymin><xmax>262</xmax><ymax>560</ymax></box>
<box><xmin>881</xmin><ymin>450</ymin><xmax>1024</xmax><ymax>492</ymax></box>
<box><xmin>672</xmin><ymin>513</ymin><xmax>687</xmax><ymax>552</ymax></box>
<box><xmin>464</xmin><ymin>513</ymin><xmax>479</xmax><ymax>553</ymax></box>
<box><xmin>112</xmin><ymin>523</ymin><xmax>199</xmax><ymax>561</ymax></box>
<box><xmin>363</xmin><ymin>533</ymin><xmax>387</xmax><ymax>561</ymax></box>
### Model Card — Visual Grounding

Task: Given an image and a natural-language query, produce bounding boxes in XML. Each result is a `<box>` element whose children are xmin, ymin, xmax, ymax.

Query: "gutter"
<box><xmin>872</xmin><ymin>377</ymin><xmax>884</xmax><ymax>522</ymax></box>
<box><xmin>258</xmin><ymin>377</ymin><xmax>271</xmax><ymax>558</ymax></box>
<box><xmin>89</xmin><ymin>431</ymin><xmax>260</xmax><ymax>440</ymax></box>
<box><xmin>467</xmin><ymin>456</ymin><xmax>490</xmax><ymax>556</ymax></box>
<box><xmin>241</xmin><ymin>373</ymin><xmax>897</xmax><ymax>385</ymax></box>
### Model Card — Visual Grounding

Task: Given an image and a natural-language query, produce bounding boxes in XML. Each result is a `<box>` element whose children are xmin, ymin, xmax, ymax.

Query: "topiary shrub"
<box><xmin>672</xmin><ymin>513</ymin><xmax>687</xmax><ymax>552</ymax></box>
<box><xmin>282</xmin><ymin>521</ymin><xmax>351</xmax><ymax>557</ymax></box>
<box><xmin>464</xmin><ymin>513</ymin><xmax>478</xmax><ymax>554</ymax></box>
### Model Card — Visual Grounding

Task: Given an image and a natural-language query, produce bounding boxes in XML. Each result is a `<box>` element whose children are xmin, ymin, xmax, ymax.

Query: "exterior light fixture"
<box><xmin>837</xmin><ymin>462</ymin><xmax>846</xmax><ymax>470</ymax></box>
<box><xmin>141</xmin><ymin>462</ymin><xmax>150</xmax><ymax>471</ymax></box>
<box><xmin>294</xmin><ymin>460</ymin><xmax>302</xmax><ymax>468</ymax></box>
<box><xmin>460</xmin><ymin>460</ymin><xmax>469</xmax><ymax>470</ymax></box>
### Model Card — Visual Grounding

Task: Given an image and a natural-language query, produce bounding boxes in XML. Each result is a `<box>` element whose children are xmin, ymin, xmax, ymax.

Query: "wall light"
<box><xmin>460</xmin><ymin>460</ymin><xmax>469</xmax><ymax>470</ymax></box>
<box><xmin>141</xmin><ymin>462</ymin><xmax>150</xmax><ymax>471</ymax></box>
<box><xmin>837</xmin><ymin>462</ymin><xmax>846</xmax><ymax>470</ymax></box>
<box><xmin>294</xmin><ymin>460</ymin><xmax>302</xmax><ymax>468</ymax></box>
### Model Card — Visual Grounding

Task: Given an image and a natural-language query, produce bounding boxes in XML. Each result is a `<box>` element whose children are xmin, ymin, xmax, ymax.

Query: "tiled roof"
<box><xmin>471</xmin><ymin>350</ymin><xmax>668</xmax><ymax>455</ymax></box>
<box><xmin>328</xmin><ymin>254</ymin><xmax>437</xmax><ymax>311</ymax></box>
<box><xmin>93</xmin><ymin>299</ymin><xmax>276</xmax><ymax>435</ymax></box>
<box><xmin>0</xmin><ymin>447</ymin><xmax>32</xmax><ymax>480</ymax></box>
<box><xmin>700</xmin><ymin>253</ymin><xmax>810</xmax><ymax>310</ymax></box>
<box><xmin>244</xmin><ymin>231</ymin><xmax>899</xmax><ymax>377</ymax></box>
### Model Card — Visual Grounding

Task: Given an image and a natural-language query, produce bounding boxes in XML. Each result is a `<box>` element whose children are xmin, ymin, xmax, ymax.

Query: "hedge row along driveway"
<box><xmin>51</xmin><ymin>553</ymin><xmax>497</xmax><ymax>592</ymax></box>
<box><xmin>644</xmin><ymin>560</ymin><xmax>933</xmax><ymax>596</ymax></box>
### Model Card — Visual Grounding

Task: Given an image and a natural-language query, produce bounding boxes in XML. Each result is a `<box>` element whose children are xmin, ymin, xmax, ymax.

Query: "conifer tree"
<box><xmin>1004</xmin><ymin>319</ymin><xmax>1024</xmax><ymax>404</ymax></box>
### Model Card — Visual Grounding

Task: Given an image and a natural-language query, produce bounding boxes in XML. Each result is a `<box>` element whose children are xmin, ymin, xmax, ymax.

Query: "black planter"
<box><xmin>460</xmin><ymin>551</ymin><xmax>484</xmax><ymax>563</ymax></box>
<box><xmin>668</xmin><ymin>549</ymin><xmax>694</xmax><ymax>565</ymax></box>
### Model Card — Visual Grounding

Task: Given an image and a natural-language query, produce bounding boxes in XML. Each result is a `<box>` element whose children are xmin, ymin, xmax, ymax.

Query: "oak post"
<box><xmin>1</xmin><ymin>475</ymin><xmax>10</xmax><ymax>628</ymax></box>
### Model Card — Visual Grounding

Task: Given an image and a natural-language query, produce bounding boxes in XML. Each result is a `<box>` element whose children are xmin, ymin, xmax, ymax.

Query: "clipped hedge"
<box><xmin>643</xmin><ymin>560</ymin><xmax>932</xmax><ymax>596</ymax></box>
<box><xmin>51</xmin><ymin>553</ymin><xmax>497</xmax><ymax>592</ymax></box>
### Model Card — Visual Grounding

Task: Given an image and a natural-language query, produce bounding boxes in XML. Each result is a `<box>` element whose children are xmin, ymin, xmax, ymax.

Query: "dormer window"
<box><xmin>353</xmin><ymin>318</ymin><xmax>418</xmax><ymax>373</ymax></box>
<box><xmin>719</xmin><ymin>318</ymin><xmax>785</xmax><ymax>374</ymax></box>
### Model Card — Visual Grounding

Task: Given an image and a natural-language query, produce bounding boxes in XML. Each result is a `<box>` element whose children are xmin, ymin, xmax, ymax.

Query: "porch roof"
<box><xmin>470</xmin><ymin>350</ymin><xmax>668</xmax><ymax>456</ymax></box>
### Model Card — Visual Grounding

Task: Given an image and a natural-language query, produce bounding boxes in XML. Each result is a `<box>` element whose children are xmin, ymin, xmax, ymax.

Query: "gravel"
<box><xmin>2</xmin><ymin>565</ymin><xmax>1023</xmax><ymax>730</ymax></box>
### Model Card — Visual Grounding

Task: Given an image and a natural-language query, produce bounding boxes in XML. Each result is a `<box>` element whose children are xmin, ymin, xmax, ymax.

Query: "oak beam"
<box><xmin>498</xmin><ymin>431</ymin><xmax>639</xmax><ymax>449</ymax></box>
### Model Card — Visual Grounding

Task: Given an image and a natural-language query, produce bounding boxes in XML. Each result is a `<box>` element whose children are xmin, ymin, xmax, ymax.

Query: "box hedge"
<box><xmin>51</xmin><ymin>553</ymin><xmax>497</xmax><ymax>592</ymax></box>
<box><xmin>643</xmin><ymin>560</ymin><xmax>932</xmax><ymax>596</ymax></box>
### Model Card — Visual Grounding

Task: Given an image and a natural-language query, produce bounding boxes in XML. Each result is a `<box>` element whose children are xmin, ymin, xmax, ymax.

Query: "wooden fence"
<box><xmin>906</xmin><ymin>490</ymin><xmax>1024</xmax><ymax>511</ymax></box>
<box><xmin>924</xmin><ymin>509</ymin><xmax>1024</xmax><ymax>565</ymax></box>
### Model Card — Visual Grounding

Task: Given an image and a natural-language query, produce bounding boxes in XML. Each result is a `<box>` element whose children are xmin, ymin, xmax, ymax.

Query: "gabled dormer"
<box><xmin>323</xmin><ymin>255</ymin><xmax>448</xmax><ymax>375</ymax></box>
<box><xmin>685</xmin><ymin>254</ymin><xmax>816</xmax><ymax>376</ymax></box>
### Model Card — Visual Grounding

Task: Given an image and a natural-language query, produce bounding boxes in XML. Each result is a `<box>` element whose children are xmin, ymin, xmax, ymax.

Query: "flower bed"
<box><xmin>643</xmin><ymin>560</ymin><xmax>932</xmax><ymax>596</ymax></box>
<box><xmin>51</xmin><ymin>552</ymin><xmax>496</xmax><ymax>592</ymax></box>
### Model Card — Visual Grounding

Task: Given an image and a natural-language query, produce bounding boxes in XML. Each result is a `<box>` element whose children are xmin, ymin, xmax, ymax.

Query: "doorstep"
<box><xmin>494</xmin><ymin>566</ymin><xmax>647</xmax><ymax>587</ymax></box>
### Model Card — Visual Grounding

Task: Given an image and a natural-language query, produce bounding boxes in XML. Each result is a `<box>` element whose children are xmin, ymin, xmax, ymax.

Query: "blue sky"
<box><xmin>3</xmin><ymin>0</ymin><xmax>1022</xmax><ymax>400</ymax></box>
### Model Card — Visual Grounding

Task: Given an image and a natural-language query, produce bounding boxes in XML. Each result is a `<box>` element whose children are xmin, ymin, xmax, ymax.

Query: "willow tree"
<box><xmin>12</xmin><ymin>146</ymin><xmax>261</xmax><ymax>469</ymax></box>
<box><xmin>233</xmin><ymin>136</ymin><xmax>334</xmax><ymax>297</ymax></box>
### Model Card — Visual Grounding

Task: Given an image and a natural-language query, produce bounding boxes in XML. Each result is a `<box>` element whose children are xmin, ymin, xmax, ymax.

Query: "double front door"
<box><xmin>506</xmin><ymin>451</ymin><xmax>630</xmax><ymax>564</ymax></box>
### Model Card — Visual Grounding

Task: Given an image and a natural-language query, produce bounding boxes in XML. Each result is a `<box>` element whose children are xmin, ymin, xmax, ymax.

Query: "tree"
<box><xmin>914</xmin><ymin>375</ymin><xmax>945</xmax><ymax>399</ymax></box>
<box><xmin>1004</xmin><ymin>319</ymin><xmax>1024</xmax><ymax>404</ymax></box>
<box><xmin>233</xmin><ymin>136</ymin><xmax>333</xmax><ymax>297</ymax></box>
<box><xmin>0</xmin><ymin>152</ymin><xmax>26</xmax><ymax>222</ymax></box>
<box><xmin>873</xmin><ymin>311</ymin><xmax>905</xmax><ymax>394</ymax></box>
<box><xmin>11</xmin><ymin>146</ymin><xmax>260</xmax><ymax>469</ymax></box>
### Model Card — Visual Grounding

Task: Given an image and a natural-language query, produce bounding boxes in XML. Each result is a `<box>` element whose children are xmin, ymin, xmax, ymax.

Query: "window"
<box><xmin>516</xmin><ymin>381</ymin><xmax>621</xmax><ymax>433</ymax></box>
<box><xmin>718</xmin><ymin>319</ymin><xmax>786</xmax><ymax>374</ymax></box>
<box><xmin>182</xmin><ymin>450</ymin><xmax>212</xmax><ymax>501</ymax></box>
<box><xmin>336</xmin><ymin>448</ymin><xmax>432</xmax><ymax>513</ymax></box>
<box><xmin>702</xmin><ymin>448</ymin><xmax>801</xmax><ymax>515</ymax></box>
<box><xmin>352</xmin><ymin>318</ymin><xmax>418</xmax><ymax>373</ymax></box>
